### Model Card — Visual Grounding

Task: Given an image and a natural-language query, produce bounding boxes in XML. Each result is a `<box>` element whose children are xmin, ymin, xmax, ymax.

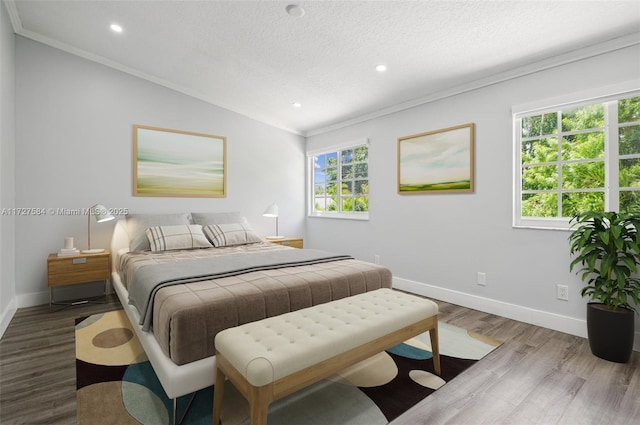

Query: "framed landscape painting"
<box><xmin>133</xmin><ymin>125</ymin><xmax>227</xmax><ymax>197</ymax></box>
<box><xmin>398</xmin><ymin>123</ymin><xmax>475</xmax><ymax>194</ymax></box>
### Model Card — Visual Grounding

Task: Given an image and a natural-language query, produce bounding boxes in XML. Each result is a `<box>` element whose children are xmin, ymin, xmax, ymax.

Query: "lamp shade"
<box><xmin>263</xmin><ymin>204</ymin><xmax>279</xmax><ymax>218</ymax></box>
<box><xmin>92</xmin><ymin>204</ymin><xmax>115</xmax><ymax>223</ymax></box>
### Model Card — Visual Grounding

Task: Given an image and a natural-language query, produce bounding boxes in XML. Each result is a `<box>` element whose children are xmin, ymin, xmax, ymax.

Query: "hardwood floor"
<box><xmin>0</xmin><ymin>295</ymin><xmax>638</xmax><ymax>424</ymax></box>
<box><xmin>392</xmin><ymin>301</ymin><xmax>640</xmax><ymax>425</ymax></box>
<box><xmin>0</xmin><ymin>296</ymin><xmax>121</xmax><ymax>425</ymax></box>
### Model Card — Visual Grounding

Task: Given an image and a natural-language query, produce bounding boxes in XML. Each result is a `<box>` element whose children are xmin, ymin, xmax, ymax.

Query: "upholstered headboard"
<box><xmin>110</xmin><ymin>220</ymin><xmax>130</xmax><ymax>273</ymax></box>
<box><xmin>109</xmin><ymin>212</ymin><xmax>250</xmax><ymax>273</ymax></box>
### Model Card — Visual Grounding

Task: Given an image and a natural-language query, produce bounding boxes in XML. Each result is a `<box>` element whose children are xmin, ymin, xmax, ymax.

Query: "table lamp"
<box><xmin>82</xmin><ymin>204</ymin><xmax>115</xmax><ymax>254</ymax></box>
<box><xmin>263</xmin><ymin>203</ymin><xmax>283</xmax><ymax>239</ymax></box>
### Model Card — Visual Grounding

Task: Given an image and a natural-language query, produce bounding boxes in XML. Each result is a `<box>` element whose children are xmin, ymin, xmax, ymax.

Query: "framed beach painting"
<box><xmin>397</xmin><ymin>123</ymin><xmax>475</xmax><ymax>194</ymax></box>
<box><xmin>133</xmin><ymin>125</ymin><xmax>227</xmax><ymax>197</ymax></box>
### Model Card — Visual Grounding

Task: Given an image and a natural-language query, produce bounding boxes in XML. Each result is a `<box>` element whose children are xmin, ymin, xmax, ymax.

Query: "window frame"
<box><xmin>307</xmin><ymin>138</ymin><xmax>370</xmax><ymax>220</ymax></box>
<box><xmin>513</xmin><ymin>82</ymin><xmax>640</xmax><ymax>230</ymax></box>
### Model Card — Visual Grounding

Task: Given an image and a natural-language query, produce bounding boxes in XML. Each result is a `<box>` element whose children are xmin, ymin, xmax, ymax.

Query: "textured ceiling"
<box><xmin>6</xmin><ymin>0</ymin><xmax>640</xmax><ymax>135</ymax></box>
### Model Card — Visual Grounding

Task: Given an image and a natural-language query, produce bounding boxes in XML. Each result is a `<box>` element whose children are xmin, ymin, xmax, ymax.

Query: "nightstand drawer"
<box><xmin>267</xmin><ymin>237</ymin><xmax>303</xmax><ymax>249</ymax></box>
<box><xmin>47</xmin><ymin>254</ymin><xmax>110</xmax><ymax>287</ymax></box>
<box><xmin>278</xmin><ymin>239</ymin><xmax>303</xmax><ymax>249</ymax></box>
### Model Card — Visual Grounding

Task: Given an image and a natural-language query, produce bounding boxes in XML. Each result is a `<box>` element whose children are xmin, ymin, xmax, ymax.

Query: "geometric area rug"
<box><xmin>76</xmin><ymin>310</ymin><xmax>501</xmax><ymax>425</ymax></box>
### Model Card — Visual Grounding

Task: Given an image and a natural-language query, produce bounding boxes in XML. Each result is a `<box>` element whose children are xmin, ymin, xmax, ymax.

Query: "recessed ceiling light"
<box><xmin>293</xmin><ymin>102</ymin><xmax>302</xmax><ymax>108</ymax></box>
<box><xmin>286</xmin><ymin>4</ymin><xmax>305</xmax><ymax>18</ymax></box>
<box><xmin>110</xmin><ymin>23</ymin><xmax>123</xmax><ymax>33</ymax></box>
<box><xmin>376</xmin><ymin>64</ymin><xmax>387</xmax><ymax>72</ymax></box>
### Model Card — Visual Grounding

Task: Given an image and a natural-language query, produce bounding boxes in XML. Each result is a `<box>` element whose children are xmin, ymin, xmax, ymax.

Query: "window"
<box><xmin>308</xmin><ymin>140</ymin><xmax>369</xmax><ymax>219</ymax></box>
<box><xmin>514</xmin><ymin>86</ymin><xmax>639</xmax><ymax>229</ymax></box>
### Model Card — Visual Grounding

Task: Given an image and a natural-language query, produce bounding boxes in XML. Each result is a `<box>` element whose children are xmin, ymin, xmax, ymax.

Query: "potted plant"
<box><xmin>569</xmin><ymin>210</ymin><xmax>640</xmax><ymax>363</ymax></box>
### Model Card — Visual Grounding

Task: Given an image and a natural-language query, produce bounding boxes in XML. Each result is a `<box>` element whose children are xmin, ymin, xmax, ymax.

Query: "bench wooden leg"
<box><xmin>429</xmin><ymin>321</ymin><xmax>441</xmax><ymax>376</ymax></box>
<box><xmin>248</xmin><ymin>385</ymin><xmax>271</xmax><ymax>425</ymax></box>
<box><xmin>212</xmin><ymin>366</ymin><xmax>225</xmax><ymax>425</ymax></box>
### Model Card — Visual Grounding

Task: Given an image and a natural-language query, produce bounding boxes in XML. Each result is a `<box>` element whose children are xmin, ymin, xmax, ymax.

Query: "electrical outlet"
<box><xmin>557</xmin><ymin>284</ymin><xmax>569</xmax><ymax>301</ymax></box>
<box><xmin>476</xmin><ymin>272</ymin><xmax>486</xmax><ymax>286</ymax></box>
<box><xmin>374</xmin><ymin>254</ymin><xmax>380</xmax><ymax>264</ymax></box>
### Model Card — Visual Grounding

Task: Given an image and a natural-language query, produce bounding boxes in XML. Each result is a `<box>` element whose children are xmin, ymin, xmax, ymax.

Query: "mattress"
<box><xmin>118</xmin><ymin>243</ymin><xmax>392</xmax><ymax>365</ymax></box>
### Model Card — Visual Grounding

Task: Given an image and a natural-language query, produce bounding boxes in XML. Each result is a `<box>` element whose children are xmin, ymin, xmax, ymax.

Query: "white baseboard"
<box><xmin>0</xmin><ymin>298</ymin><xmax>17</xmax><ymax>340</ymax></box>
<box><xmin>5</xmin><ymin>277</ymin><xmax>638</xmax><ymax>353</ymax></box>
<box><xmin>15</xmin><ymin>280</ymin><xmax>111</xmax><ymax>311</ymax></box>
<box><xmin>1</xmin><ymin>282</ymin><xmax>111</xmax><ymax>339</ymax></box>
<box><xmin>393</xmin><ymin>277</ymin><xmax>640</xmax><ymax>353</ymax></box>
<box><xmin>16</xmin><ymin>291</ymin><xmax>49</xmax><ymax>309</ymax></box>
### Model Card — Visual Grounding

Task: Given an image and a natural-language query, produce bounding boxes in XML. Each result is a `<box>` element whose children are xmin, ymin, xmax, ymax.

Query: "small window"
<box><xmin>514</xmin><ymin>88</ymin><xmax>640</xmax><ymax>230</ymax></box>
<box><xmin>308</xmin><ymin>140</ymin><xmax>369</xmax><ymax>219</ymax></box>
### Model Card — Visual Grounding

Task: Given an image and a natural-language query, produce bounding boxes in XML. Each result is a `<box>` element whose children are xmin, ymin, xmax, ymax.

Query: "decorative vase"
<box><xmin>586</xmin><ymin>302</ymin><xmax>635</xmax><ymax>363</ymax></box>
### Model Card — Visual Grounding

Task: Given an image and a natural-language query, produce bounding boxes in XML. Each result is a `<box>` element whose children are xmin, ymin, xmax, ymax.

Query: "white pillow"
<box><xmin>203</xmin><ymin>223</ymin><xmax>262</xmax><ymax>247</ymax></box>
<box><xmin>145</xmin><ymin>225</ymin><xmax>213</xmax><ymax>252</ymax></box>
<box><xmin>126</xmin><ymin>213</ymin><xmax>191</xmax><ymax>251</ymax></box>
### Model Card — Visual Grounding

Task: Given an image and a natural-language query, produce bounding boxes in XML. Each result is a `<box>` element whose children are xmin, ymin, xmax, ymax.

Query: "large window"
<box><xmin>308</xmin><ymin>140</ymin><xmax>369</xmax><ymax>219</ymax></box>
<box><xmin>514</xmin><ymin>88</ymin><xmax>639</xmax><ymax>229</ymax></box>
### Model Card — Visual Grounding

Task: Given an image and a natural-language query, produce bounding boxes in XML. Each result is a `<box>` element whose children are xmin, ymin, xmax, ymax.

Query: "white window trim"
<box><xmin>307</xmin><ymin>138</ymin><xmax>370</xmax><ymax>220</ymax></box>
<box><xmin>512</xmin><ymin>81</ymin><xmax>640</xmax><ymax>230</ymax></box>
<box><xmin>308</xmin><ymin>211</ymin><xmax>370</xmax><ymax>221</ymax></box>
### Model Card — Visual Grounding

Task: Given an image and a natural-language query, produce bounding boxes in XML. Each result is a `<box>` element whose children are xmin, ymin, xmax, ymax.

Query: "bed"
<box><xmin>109</xmin><ymin>212</ymin><xmax>393</xmax><ymax>417</ymax></box>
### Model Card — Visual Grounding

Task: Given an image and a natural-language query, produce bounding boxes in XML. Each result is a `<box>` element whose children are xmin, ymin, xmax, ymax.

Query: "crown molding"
<box><xmin>306</xmin><ymin>32</ymin><xmax>640</xmax><ymax>137</ymax></box>
<box><xmin>4</xmin><ymin>1</ymin><xmax>21</xmax><ymax>32</ymax></box>
<box><xmin>6</xmin><ymin>0</ymin><xmax>638</xmax><ymax>139</ymax></box>
<box><xmin>5</xmin><ymin>1</ymin><xmax>303</xmax><ymax>136</ymax></box>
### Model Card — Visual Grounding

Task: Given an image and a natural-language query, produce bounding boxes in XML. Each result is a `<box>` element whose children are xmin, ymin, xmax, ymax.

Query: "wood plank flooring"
<box><xmin>0</xmin><ymin>296</ymin><xmax>121</xmax><ymax>425</ymax></box>
<box><xmin>0</xmin><ymin>295</ymin><xmax>638</xmax><ymax>424</ymax></box>
<box><xmin>391</xmin><ymin>301</ymin><xmax>640</xmax><ymax>425</ymax></box>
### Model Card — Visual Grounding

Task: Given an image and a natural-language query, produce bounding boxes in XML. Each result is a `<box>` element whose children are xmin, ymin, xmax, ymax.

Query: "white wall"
<box><xmin>13</xmin><ymin>37</ymin><xmax>305</xmax><ymax>307</ymax></box>
<box><xmin>0</xmin><ymin>1</ymin><xmax>16</xmax><ymax>336</ymax></box>
<box><xmin>306</xmin><ymin>44</ymin><xmax>640</xmax><ymax>348</ymax></box>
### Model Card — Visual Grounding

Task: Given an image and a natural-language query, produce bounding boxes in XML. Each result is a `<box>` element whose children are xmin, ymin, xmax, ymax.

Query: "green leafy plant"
<box><xmin>569</xmin><ymin>211</ymin><xmax>640</xmax><ymax>312</ymax></box>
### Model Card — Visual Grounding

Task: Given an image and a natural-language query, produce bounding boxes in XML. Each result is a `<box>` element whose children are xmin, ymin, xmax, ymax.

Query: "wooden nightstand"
<box><xmin>266</xmin><ymin>237</ymin><xmax>303</xmax><ymax>249</ymax></box>
<box><xmin>47</xmin><ymin>250</ymin><xmax>111</xmax><ymax>307</ymax></box>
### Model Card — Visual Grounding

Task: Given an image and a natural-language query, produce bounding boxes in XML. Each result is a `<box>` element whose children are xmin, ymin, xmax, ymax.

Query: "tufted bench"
<box><xmin>212</xmin><ymin>288</ymin><xmax>440</xmax><ymax>425</ymax></box>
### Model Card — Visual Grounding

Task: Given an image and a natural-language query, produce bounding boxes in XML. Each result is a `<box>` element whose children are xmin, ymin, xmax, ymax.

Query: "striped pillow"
<box><xmin>145</xmin><ymin>225</ymin><xmax>213</xmax><ymax>252</ymax></box>
<box><xmin>203</xmin><ymin>223</ymin><xmax>262</xmax><ymax>247</ymax></box>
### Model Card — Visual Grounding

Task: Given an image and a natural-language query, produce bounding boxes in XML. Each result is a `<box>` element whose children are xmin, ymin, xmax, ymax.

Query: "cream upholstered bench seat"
<box><xmin>212</xmin><ymin>288</ymin><xmax>440</xmax><ymax>425</ymax></box>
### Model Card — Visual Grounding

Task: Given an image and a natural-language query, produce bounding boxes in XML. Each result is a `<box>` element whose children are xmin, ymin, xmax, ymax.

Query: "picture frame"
<box><xmin>133</xmin><ymin>125</ymin><xmax>227</xmax><ymax>197</ymax></box>
<box><xmin>397</xmin><ymin>123</ymin><xmax>475</xmax><ymax>194</ymax></box>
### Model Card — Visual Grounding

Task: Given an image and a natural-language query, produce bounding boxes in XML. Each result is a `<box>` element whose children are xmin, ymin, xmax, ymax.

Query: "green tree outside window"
<box><xmin>519</xmin><ymin>96</ymin><xmax>639</xmax><ymax>219</ymax></box>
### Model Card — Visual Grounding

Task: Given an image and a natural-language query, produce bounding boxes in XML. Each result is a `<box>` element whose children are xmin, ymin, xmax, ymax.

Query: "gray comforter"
<box><xmin>129</xmin><ymin>249</ymin><xmax>352</xmax><ymax>331</ymax></box>
<box><xmin>119</xmin><ymin>243</ymin><xmax>393</xmax><ymax>365</ymax></box>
